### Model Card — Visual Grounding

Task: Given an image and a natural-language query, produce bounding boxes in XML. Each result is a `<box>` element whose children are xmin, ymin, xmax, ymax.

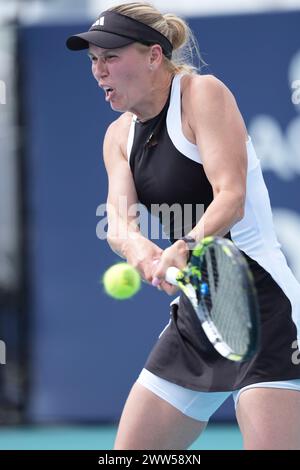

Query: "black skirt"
<box><xmin>145</xmin><ymin>257</ymin><xmax>300</xmax><ymax>391</ymax></box>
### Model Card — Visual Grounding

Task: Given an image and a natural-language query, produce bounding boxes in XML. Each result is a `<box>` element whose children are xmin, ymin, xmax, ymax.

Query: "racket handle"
<box><xmin>165</xmin><ymin>267</ymin><xmax>180</xmax><ymax>286</ymax></box>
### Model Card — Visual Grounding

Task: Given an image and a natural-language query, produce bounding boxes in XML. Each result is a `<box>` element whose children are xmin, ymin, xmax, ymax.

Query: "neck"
<box><xmin>132</xmin><ymin>70</ymin><xmax>174</xmax><ymax>122</ymax></box>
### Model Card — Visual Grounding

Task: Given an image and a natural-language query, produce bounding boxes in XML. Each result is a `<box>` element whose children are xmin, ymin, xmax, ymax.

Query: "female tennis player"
<box><xmin>66</xmin><ymin>2</ymin><xmax>300</xmax><ymax>449</ymax></box>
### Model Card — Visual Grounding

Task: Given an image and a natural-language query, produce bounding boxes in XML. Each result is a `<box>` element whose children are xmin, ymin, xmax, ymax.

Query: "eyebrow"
<box><xmin>87</xmin><ymin>49</ymin><xmax>118</xmax><ymax>59</ymax></box>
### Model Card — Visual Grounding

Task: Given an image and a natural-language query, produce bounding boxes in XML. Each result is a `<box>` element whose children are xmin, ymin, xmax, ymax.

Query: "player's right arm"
<box><xmin>103</xmin><ymin>114</ymin><xmax>163</xmax><ymax>282</ymax></box>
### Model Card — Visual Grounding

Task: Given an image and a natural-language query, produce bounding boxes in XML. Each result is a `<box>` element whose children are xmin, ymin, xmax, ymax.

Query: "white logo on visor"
<box><xmin>92</xmin><ymin>16</ymin><xmax>105</xmax><ymax>27</ymax></box>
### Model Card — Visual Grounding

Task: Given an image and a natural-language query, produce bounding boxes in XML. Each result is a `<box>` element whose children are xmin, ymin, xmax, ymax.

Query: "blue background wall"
<box><xmin>20</xmin><ymin>11</ymin><xmax>300</xmax><ymax>422</ymax></box>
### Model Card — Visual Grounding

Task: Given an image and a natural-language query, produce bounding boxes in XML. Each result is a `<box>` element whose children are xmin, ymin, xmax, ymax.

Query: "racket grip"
<box><xmin>165</xmin><ymin>267</ymin><xmax>180</xmax><ymax>286</ymax></box>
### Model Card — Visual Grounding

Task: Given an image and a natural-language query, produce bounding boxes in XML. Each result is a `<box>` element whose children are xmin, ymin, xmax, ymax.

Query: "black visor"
<box><xmin>66</xmin><ymin>10</ymin><xmax>173</xmax><ymax>59</ymax></box>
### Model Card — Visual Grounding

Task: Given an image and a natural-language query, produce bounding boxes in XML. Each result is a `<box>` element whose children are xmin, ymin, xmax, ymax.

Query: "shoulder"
<box><xmin>104</xmin><ymin>112</ymin><xmax>133</xmax><ymax>145</ymax></box>
<box><xmin>103</xmin><ymin>112</ymin><xmax>133</xmax><ymax>162</ymax></box>
<box><xmin>181</xmin><ymin>73</ymin><xmax>236</xmax><ymax>114</ymax></box>
<box><xmin>181</xmin><ymin>73</ymin><xmax>247</xmax><ymax>140</ymax></box>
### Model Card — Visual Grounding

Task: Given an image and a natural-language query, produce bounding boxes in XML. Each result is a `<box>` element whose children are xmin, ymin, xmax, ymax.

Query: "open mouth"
<box><xmin>104</xmin><ymin>87</ymin><xmax>114</xmax><ymax>99</ymax></box>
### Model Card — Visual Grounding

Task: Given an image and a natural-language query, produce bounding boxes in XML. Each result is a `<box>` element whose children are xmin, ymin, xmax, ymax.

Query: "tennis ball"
<box><xmin>102</xmin><ymin>263</ymin><xmax>141</xmax><ymax>300</ymax></box>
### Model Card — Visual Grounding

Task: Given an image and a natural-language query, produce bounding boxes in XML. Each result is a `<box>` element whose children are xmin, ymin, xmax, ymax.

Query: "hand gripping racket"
<box><xmin>165</xmin><ymin>236</ymin><xmax>260</xmax><ymax>361</ymax></box>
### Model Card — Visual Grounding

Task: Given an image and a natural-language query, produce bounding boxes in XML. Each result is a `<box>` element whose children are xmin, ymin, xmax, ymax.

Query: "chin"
<box><xmin>111</xmin><ymin>103</ymin><xmax>128</xmax><ymax>113</ymax></box>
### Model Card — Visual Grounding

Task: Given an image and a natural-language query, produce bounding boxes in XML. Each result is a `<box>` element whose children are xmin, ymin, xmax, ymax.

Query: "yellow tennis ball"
<box><xmin>102</xmin><ymin>263</ymin><xmax>141</xmax><ymax>300</ymax></box>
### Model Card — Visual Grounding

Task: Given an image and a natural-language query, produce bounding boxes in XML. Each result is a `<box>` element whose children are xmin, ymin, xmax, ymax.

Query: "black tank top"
<box><xmin>129</xmin><ymin>80</ymin><xmax>213</xmax><ymax>243</ymax></box>
<box><xmin>129</xmin><ymin>75</ymin><xmax>300</xmax><ymax>392</ymax></box>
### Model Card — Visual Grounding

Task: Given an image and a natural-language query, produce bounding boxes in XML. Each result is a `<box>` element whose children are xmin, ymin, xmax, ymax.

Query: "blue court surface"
<box><xmin>0</xmin><ymin>424</ymin><xmax>243</xmax><ymax>450</ymax></box>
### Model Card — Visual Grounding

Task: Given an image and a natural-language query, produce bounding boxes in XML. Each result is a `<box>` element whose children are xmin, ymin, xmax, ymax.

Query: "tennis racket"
<box><xmin>165</xmin><ymin>236</ymin><xmax>260</xmax><ymax>362</ymax></box>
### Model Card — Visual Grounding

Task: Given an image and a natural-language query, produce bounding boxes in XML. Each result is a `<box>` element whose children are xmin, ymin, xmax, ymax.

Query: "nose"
<box><xmin>92</xmin><ymin>58</ymin><xmax>108</xmax><ymax>81</ymax></box>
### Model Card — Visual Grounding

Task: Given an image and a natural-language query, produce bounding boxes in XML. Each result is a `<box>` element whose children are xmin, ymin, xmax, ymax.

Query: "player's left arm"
<box><xmin>185</xmin><ymin>74</ymin><xmax>248</xmax><ymax>241</ymax></box>
<box><xmin>152</xmin><ymin>75</ymin><xmax>248</xmax><ymax>293</ymax></box>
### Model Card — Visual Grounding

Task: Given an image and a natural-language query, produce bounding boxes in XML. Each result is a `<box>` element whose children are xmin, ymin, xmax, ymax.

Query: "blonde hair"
<box><xmin>108</xmin><ymin>2</ymin><xmax>203</xmax><ymax>74</ymax></box>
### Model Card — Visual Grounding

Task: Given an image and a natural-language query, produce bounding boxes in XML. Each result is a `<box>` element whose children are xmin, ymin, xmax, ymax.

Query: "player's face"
<box><xmin>88</xmin><ymin>43</ymin><xmax>152</xmax><ymax>114</ymax></box>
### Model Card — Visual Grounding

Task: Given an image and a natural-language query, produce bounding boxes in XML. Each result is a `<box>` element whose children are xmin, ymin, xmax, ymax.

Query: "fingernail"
<box><xmin>152</xmin><ymin>277</ymin><xmax>160</xmax><ymax>287</ymax></box>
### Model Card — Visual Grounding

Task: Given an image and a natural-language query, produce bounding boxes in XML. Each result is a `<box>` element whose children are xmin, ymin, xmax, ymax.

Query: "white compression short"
<box><xmin>137</xmin><ymin>368</ymin><xmax>300</xmax><ymax>422</ymax></box>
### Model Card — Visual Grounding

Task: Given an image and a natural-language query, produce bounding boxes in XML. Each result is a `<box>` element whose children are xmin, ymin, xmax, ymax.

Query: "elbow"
<box><xmin>235</xmin><ymin>194</ymin><xmax>245</xmax><ymax>222</ymax></box>
<box><xmin>236</xmin><ymin>206</ymin><xmax>244</xmax><ymax>222</ymax></box>
<box><xmin>216</xmin><ymin>187</ymin><xmax>246</xmax><ymax>222</ymax></box>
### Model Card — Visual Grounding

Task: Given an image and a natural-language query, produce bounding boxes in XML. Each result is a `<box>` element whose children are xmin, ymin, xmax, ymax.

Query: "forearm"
<box><xmin>107</xmin><ymin>217</ymin><xmax>164</xmax><ymax>282</ymax></box>
<box><xmin>188</xmin><ymin>190</ymin><xmax>244</xmax><ymax>242</ymax></box>
<box><xmin>107</xmin><ymin>218</ymin><xmax>145</xmax><ymax>260</ymax></box>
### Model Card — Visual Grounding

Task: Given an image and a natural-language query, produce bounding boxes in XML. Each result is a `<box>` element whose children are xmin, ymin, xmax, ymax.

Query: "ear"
<box><xmin>149</xmin><ymin>44</ymin><xmax>163</xmax><ymax>69</ymax></box>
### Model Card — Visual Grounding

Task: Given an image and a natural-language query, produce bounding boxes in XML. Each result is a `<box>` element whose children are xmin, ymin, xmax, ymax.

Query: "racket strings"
<box><xmin>199</xmin><ymin>245</ymin><xmax>252</xmax><ymax>356</ymax></box>
<box><xmin>217</xmin><ymin>259</ymin><xmax>250</xmax><ymax>354</ymax></box>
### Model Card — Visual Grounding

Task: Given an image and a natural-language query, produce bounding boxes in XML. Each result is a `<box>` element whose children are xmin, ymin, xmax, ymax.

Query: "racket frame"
<box><xmin>166</xmin><ymin>236</ymin><xmax>260</xmax><ymax>362</ymax></box>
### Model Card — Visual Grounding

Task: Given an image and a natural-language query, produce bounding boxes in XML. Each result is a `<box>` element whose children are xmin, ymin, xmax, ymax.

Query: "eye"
<box><xmin>88</xmin><ymin>53</ymin><xmax>118</xmax><ymax>64</ymax></box>
<box><xmin>105</xmin><ymin>55</ymin><xmax>117</xmax><ymax>61</ymax></box>
<box><xmin>88</xmin><ymin>55</ymin><xmax>97</xmax><ymax>63</ymax></box>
